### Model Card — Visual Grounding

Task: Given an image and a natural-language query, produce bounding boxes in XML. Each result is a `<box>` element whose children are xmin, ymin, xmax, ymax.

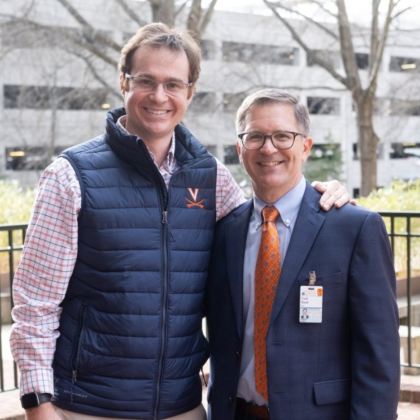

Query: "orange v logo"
<box><xmin>185</xmin><ymin>188</ymin><xmax>204</xmax><ymax>209</ymax></box>
<box><xmin>187</xmin><ymin>188</ymin><xmax>200</xmax><ymax>202</ymax></box>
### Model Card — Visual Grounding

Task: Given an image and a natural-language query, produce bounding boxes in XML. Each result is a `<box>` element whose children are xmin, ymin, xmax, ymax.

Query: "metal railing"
<box><xmin>380</xmin><ymin>212</ymin><xmax>420</xmax><ymax>373</ymax></box>
<box><xmin>0</xmin><ymin>223</ymin><xmax>26</xmax><ymax>392</ymax></box>
<box><xmin>0</xmin><ymin>213</ymin><xmax>419</xmax><ymax>393</ymax></box>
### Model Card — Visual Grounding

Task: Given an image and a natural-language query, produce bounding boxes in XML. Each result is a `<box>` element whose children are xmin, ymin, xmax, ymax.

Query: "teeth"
<box><xmin>147</xmin><ymin>109</ymin><xmax>167</xmax><ymax>115</ymax></box>
<box><xmin>259</xmin><ymin>161</ymin><xmax>280</xmax><ymax>166</ymax></box>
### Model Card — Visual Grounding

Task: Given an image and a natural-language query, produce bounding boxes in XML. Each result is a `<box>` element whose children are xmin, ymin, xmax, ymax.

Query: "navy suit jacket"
<box><xmin>205</xmin><ymin>182</ymin><xmax>400</xmax><ymax>420</ymax></box>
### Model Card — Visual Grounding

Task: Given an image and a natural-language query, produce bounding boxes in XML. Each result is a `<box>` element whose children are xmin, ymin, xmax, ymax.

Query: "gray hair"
<box><xmin>236</xmin><ymin>88</ymin><xmax>310</xmax><ymax>136</ymax></box>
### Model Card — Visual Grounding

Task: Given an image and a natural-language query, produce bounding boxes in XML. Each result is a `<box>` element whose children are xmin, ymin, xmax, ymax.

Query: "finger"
<box><xmin>311</xmin><ymin>180</ymin><xmax>327</xmax><ymax>192</ymax></box>
<box><xmin>319</xmin><ymin>183</ymin><xmax>345</xmax><ymax>204</ymax></box>
<box><xmin>321</xmin><ymin>187</ymin><xmax>348</xmax><ymax>210</ymax></box>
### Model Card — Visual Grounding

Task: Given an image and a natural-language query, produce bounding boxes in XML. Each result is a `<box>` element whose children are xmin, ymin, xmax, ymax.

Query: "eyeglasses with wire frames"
<box><xmin>237</xmin><ymin>130</ymin><xmax>305</xmax><ymax>151</ymax></box>
<box><xmin>125</xmin><ymin>74</ymin><xmax>193</xmax><ymax>96</ymax></box>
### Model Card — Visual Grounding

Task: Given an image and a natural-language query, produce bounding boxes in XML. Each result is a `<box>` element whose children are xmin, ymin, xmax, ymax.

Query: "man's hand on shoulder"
<box><xmin>312</xmin><ymin>180</ymin><xmax>357</xmax><ymax>211</ymax></box>
<box><xmin>25</xmin><ymin>403</ymin><xmax>61</xmax><ymax>420</ymax></box>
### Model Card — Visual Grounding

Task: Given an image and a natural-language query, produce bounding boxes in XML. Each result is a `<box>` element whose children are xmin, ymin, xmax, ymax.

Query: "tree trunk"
<box><xmin>354</xmin><ymin>93</ymin><xmax>379</xmax><ymax>196</ymax></box>
<box><xmin>149</xmin><ymin>0</ymin><xmax>175</xmax><ymax>26</ymax></box>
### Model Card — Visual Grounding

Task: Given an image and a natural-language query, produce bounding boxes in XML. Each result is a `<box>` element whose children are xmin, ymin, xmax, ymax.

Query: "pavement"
<box><xmin>2</xmin><ymin>323</ymin><xmax>420</xmax><ymax>419</ymax></box>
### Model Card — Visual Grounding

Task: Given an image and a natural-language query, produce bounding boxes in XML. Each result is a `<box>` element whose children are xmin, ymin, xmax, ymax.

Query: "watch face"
<box><xmin>21</xmin><ymin>392</ymin><xmax>40</xmax><ymax>408</ymax></box>
<box><xmin>21</xmin><ymin>392</ymin><xmax>51</xmax><ymax>408</ymax></box>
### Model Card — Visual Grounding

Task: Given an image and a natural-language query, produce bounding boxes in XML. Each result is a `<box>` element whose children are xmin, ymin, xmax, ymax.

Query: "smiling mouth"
<box><xmin>146</xmin><ymin>108</ymin><xmax>169</xmax><ymax>115</ymax></box>
<box><xmin>258</xmin><ymin>161</ymin><xmax>283</xmax><ymax>166</ymax></box>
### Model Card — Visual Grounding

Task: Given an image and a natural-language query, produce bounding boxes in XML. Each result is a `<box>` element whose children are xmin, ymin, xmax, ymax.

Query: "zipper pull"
<box><xmin>162</xmin><ymin>211</ymin><xmax>176</xmax><ymax>242</ymax></box>
<box><xmin>72</xmin><ymin>370</ymin><xmax>77</xmax><ymax>384</ymax></box>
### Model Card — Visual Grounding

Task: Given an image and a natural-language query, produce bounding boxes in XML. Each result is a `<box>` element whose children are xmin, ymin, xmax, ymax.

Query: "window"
<box><xmin>224</xmin><ymin>145</ymin><xmax>239</xmax><ymax>164</ymax></box>
<box><xmin>353</xmin><ymin>143</ymin><xmax>384</xmax><ymax>160</ymax></box>
<box><xmin>307</xmin><ymin>50</ymin><xmax>340</xmax><ymax>68</ymax></box>
<box><xmin>205</xmin><ymin>145</ymin><xmax>217</xmax><ymax>156</ymax></box>
<box><xmin>223</xmin><ymin>93</ymin><xmax>247</xmax><ymax>113</ymax></box>
<box><xmin>388</xmin><ymin>99</ymin><xmax>420</xmax><ymax>116</ymax></box>
<box><xmin>308</xmin><ymin>144</ymin><xmax>341</xmax><ymax>161</ymax></box>
<box><xmin>390</xmin><ymin>143</ymin><xmax>420</xmax><ymax>159</ymax></box>
<box><xmin>222</xmin><ymin>42</ymin><xmax>299</xmax><ymax>65</ymax></box>
<box><xmin>4</xmin><ymin>85</ymin><xmax>108</xmax><ymax>110</ymax></box>
<box><xmin>6</xmin><ymin>146</ymin><xmax>70</xmax><ymax>171</ymax></box>
<box><xmin>188</xmin><ymin>92</ymin><xmax>216</xmax><ymax>113</ymax></box>
<box><xmin>355</xmin><ymin>53</ymin><xmax>369</xmax><ymax>70</ymax></box>
<box><xmin>307</xmin><ymin>97</ymin><xmax>340</xmax><ymax>115</ymax></box>
<box><xmin>389</xmin><ymin>56</ymin><xmax>420</xmax><ymax>73</ymax></box>
<box><xmin>201</xmin><ymin>40</ymin><xmax>217</xmax><ymax>61</ymax></box>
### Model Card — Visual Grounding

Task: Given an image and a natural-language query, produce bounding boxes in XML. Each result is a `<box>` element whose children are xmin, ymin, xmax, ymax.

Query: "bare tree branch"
<box><xmin>187</xmin><ymin>0</ymin><xmax>202</xmax><ymax>36</ymax></box>
<box><xmin>335</xmin><ymin>0</ymin><xmax>361</xmax><ymax>92</ymax></box>
<box><xmin>175</xmin><ymin>0</ymin><xmax>189</xmax><ymax>18</ymax></box>
<box><xmin>76</xmin><ymin>54</ymin><xmax>121</xmax><ymax>99</ymax></box>
<box><xmin>391</xmin><ymin>6</ymin><xmax>412</xmax><ymax>20</ymax></box>
<box><xmin>263</xmin><ymin>0</ymin><xmax>349</xmax><ymax>88</ymax></box>
<box><xmin>55</xmin><ymin>0</ymin><xmax>122</xmax><ymax>52</ymax></box>
<box><xmin>369</xmin><ymin>0</ymin><xmax>380</xmax><ymax>76</ymax></box>
<box><xmin>114</xmin><ymin>0</ymin><xmax>148</xmax><ymax>27</ymax></box>
<box><xmin>264</xmin><ymin>0</ymin><xmax>339</xmax><ymax>40</ymax></box>
<box><xmin>57</xmin><ymin>0</ymin><xmax>121</xmax><ymax>52</ymax></box>
<box><xmin>367</xmin><ymin>0</ymin><xmax>396</xmax><ymax>90</ymax></box>
<box><xmin>147</xmin><ymin>0</ymin><xmax>175</xmax><ymax>25</ymax></box>
<box><xmin>197</xmin><ymin>0</ymin><xmax>218</xmax><ymax>40</ymax></box>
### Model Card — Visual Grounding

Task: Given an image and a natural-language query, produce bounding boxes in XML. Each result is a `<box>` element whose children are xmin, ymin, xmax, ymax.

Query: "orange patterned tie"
<box><xmin>254</xmin><ymin>205</ymin><xmax>281</xmax><ymax>401</ymax></box>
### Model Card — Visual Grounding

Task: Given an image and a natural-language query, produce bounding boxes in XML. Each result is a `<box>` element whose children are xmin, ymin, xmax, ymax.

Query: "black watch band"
<box><xmin>21</xmin><ymin>392</ymin><xmax>52</xmax><ymax>409</ymax></box>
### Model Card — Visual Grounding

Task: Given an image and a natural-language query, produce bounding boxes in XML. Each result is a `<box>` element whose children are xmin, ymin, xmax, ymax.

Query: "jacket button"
<box><xmin>229</xmin><ymin>397</ymin><xmax>233</xmax><ymax>404</ymax></box>
<box><xmin>235</xmin><ymin>351</ymin><xmax>240</xmax><ymax>359</ymax></box>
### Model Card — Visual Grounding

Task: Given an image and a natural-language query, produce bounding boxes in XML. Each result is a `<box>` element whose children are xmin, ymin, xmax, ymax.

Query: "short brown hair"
<box><xmin>236</xmin><ymin>89</ymin><xmax>310</xmax><ymax>136</ymax></box>
<box><xmin>118</xmin><ymin>22</ymin><xmax>201</xmax><ymax>84</ymax></box>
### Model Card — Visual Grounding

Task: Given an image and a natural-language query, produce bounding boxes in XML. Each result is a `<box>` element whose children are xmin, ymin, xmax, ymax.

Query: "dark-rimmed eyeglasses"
<box><xmin>238</xmin><ymin>130</ymin><xmax>305</xmax><ymax>150</ymax></box>
<box><xmin>125</xmin><ymin>74</ymin><xmax>193</xmax><ymax>96</ymax></box>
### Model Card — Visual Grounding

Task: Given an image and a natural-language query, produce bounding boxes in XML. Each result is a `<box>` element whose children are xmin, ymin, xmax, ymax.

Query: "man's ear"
<box><xmin>236</xmin><ymin>140</ymin><xmax>243</xmax><ymax>164</ymax></box>
<box><xmin>301</xmin><ymin>137</ymin><xmax>313</xmax><ymax>163</ymax></box>
<box><xmin>186</xmin><ymin>84</ymin><xmax>195</xmax><ymax>102</ymax></box>
<box><xmin>120</xmin><ymin>74</ymin><xmax>127</xmax><ymax>98</ymax></box>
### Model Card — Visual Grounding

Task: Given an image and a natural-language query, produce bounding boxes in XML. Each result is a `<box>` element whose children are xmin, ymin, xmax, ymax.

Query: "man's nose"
<box><xmin>260</xmin><ymin>136</ymin><xmax>278</xmax><ymax>153</ymax></box>
<box><xmin>149</xmin><ymin>83</ymin><xmax>168</xmax><ymax>101</ymax></box>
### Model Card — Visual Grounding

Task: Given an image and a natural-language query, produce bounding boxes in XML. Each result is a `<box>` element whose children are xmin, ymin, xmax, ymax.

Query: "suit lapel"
<box><xmin>225</xmin><ymin>200</ymin><xmax>253</xmax><ymax>338</ymax></box>
<box><xmin>270</xmin><ymin>183</ymin><xmax>326</xmax><ymax>324</ymax></box>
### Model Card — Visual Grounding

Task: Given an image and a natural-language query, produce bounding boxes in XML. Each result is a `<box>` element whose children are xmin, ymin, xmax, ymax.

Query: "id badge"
<box><xmin>299</xmin><ymin>285</ymin><xmax>323</xmax><ymax>323</ymax></box>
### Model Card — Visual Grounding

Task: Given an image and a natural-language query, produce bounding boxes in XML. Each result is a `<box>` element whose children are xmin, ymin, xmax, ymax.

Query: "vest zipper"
<box><xmin>154</xmin><ymin>209</ymin><xmax>169</xmax><ymax>419</ymax></box>
<box><xmin>135</xmin><ymin>139</ymin><xmax>170</xmax><ymax>419</ymax></box>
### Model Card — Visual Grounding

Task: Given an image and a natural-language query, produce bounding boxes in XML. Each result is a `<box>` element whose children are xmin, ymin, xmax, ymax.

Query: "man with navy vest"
<box><xmin>205</xmin><ymin>89</ymin><xmax>400</xmax><ymax>420</ymax></box>
<box><xmin>10</xmin><ymin>24</ymin><xmax>350</xmax><ymax>420</ymax></box>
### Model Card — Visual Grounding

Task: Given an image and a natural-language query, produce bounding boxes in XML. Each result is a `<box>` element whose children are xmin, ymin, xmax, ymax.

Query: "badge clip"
<box><xmin>309</xmin><ymin>271</ymin><xmax>317</xmax><ymax>286</ymax></box>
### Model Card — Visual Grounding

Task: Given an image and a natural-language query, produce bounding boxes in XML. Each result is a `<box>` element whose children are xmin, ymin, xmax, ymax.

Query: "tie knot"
<box><xmin>262</xmin><ymin>206</ymin><xmax>279</xmax><ymax>223</ymax></box>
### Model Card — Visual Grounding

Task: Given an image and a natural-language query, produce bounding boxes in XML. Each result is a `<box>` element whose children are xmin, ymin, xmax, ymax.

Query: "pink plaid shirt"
<box><xmin>10</xmin><ymin>129</ymin><xmax>244</xmax><ymax>396</ymax></box>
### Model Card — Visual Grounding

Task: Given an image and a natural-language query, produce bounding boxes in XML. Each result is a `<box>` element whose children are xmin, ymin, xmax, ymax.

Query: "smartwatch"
<box><xmin>21</xmin><ymin>392</ymin><xmax>52</xmax><ymax>409</ymax></box>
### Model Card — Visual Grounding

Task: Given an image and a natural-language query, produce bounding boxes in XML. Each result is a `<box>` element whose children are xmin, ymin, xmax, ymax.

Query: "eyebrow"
<box><xmin>131</xmin><ymin>72</ymin><xmax>186</xmax><ymax>83</ymax></box>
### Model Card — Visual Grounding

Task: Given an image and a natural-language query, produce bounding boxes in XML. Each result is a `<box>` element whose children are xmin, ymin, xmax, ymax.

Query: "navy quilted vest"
<box><xmin>52</xmin><ymin>108</ymin><xmax>216</xmax><ymax>419</ymax></box>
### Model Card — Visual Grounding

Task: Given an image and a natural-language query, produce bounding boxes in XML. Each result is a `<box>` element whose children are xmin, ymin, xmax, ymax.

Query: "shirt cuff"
<box><xmin>19</xmin><ymin>368</ymin><xmax>55</xmax><ymax>397</ymax></box>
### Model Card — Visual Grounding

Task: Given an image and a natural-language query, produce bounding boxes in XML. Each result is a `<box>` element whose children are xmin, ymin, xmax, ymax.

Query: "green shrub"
<box><xmin>358</xmin><ymin>179</ymin><xmax>420</xmax><ymax>277</ymax></box>
<box><xmin>357</xmin><ymin>178</ymin><xmax>420</xmax><ymax>211</ymax></box>
<box><xmin>0</xmin><ymin>181</ymin><xmax>37</xmax><ymax>276</ymax></box>
<box><xmin>0</xmin><ymin>180</ymin><xmax>37</xmax><ymax>225</ymax></box>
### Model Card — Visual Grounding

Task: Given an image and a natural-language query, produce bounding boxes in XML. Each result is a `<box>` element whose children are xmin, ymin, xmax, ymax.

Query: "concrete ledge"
<box><xmin>0</xmin><ymin>389</ymin><xmax>24</xmax><ymax>420</ymax></box>
<box><xmin>401</xmin><ymin>374</ymin><xmax>420</xmax><ymax>403</ymax></box>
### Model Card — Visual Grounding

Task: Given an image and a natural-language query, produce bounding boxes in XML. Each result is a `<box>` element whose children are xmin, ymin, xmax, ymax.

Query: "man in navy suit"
<box><xmin>205</xmin><ymin>89</ymin><xmax>400</xmax><ymax>420</ymax></box>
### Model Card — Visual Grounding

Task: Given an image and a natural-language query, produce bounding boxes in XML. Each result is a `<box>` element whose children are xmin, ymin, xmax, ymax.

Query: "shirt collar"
<box><xmin>116</xmin><ymin>115</ymin><xmax>176</xmax><ymax>166</ymax></box>
<box><xmin>252</xmin><ymin>176</ymin><xmax>306</xmax><ymax>228</ymax></box>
